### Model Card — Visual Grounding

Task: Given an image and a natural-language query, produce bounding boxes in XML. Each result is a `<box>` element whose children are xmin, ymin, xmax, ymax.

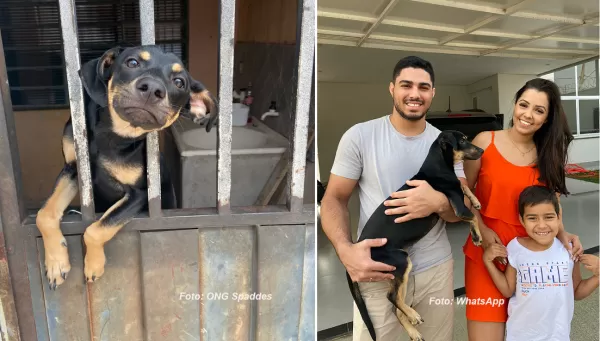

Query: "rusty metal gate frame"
<box><xmin>0</xmin><ymin>0</ymin><xmax>315</xmax><ymax>339</ymax></box>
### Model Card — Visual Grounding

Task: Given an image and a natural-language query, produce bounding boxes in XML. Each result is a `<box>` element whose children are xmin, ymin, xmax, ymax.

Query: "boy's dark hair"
<box><xmin>392</xmin><ymin>56</ymin><xmax>435</xmax><ymax>86</ymax></box>
<box><xmin>518</xmin><ymin>185</ymin><xmax>560</xmax><ymax>217</ymax></box>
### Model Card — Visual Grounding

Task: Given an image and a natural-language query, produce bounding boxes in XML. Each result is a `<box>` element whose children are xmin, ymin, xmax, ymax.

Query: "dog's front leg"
<box><xmin>461</xmin><ymin>183</ymin><xmax>481</xmax><ymax>210</ymax></box>
<box><xmin>36</xmin><ymin>134</ymin><xmax>79</xmax><ymax>289</ymax></box>
<box><xmin>83</xmin><ymin>188</ymin><xmax>146</xmax><ymax>282</ymax></box>
<box><xmin>36</xmin><ymin>163</ymin><xmax>78</xmax><ymax>289</ymax></box>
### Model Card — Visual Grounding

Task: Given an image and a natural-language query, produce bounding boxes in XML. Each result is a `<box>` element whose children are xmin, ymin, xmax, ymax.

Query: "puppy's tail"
<box><xmin>346</xmin><ymin>272</ymin><xmax>377</xmax><ymax>341</ymax></box>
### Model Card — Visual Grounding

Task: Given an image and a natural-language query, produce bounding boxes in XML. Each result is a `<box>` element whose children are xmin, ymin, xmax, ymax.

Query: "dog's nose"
<box><xmin>136</xmin><ymin>78</ymin><xmax>166</xmax><ymax>103</ymax></box>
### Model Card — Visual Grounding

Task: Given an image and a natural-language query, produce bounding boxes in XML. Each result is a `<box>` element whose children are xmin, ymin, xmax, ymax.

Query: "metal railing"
<box><xmin>0</xmin><ymin>0</ymin><xmax>315</xmax><ymax>339</ymax></box>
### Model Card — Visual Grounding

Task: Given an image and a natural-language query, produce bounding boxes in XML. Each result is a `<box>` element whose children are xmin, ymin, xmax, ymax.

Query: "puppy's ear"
<box><xmin>183</xmin><ymin>79</ymin><xmax>219</xmax><ymax>132</ymax></box>
<box><xmin>78</xmin><ymin>47</ymin><xmax>123</xmax><ymax>106</ymax></box>
<box><xmin>439</xmin><ymin>133</ymin><xmax>457</xmax><ymax>150</ymax></box>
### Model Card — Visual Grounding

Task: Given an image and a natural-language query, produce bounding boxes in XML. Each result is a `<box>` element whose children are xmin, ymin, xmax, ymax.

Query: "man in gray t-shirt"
<box><xmin>321</xmin><ymin>56</ymin><xmax>468</xmax><ymax>341</ymax></box>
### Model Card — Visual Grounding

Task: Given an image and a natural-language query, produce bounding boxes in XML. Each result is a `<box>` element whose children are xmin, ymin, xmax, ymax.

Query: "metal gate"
<box><xmin>0</xmin><ymin>0</ymin><xmax>315</xmax><ymax>339</ymax></box>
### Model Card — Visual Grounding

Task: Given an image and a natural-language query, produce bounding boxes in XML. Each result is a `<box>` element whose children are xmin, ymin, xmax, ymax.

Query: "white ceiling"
<box><xmin>317</xmin><ymin>0</ymin><xmax>600</xmax><ymax>85</ymax></box>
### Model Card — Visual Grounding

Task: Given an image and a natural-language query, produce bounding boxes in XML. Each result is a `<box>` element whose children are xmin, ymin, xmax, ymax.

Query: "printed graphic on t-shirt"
<box><xmin>517</xmin><ymin>261</ymin><xmax>570</xmax><ymax>296</ymax></box>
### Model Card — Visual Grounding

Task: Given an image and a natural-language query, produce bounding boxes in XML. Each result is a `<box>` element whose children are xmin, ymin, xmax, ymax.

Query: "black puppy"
<box><xmin>35</xmin><ymin>45</ymin><xmax>218</xmax><ymax>289</ymax></box>
<box><xmin>347</xmin><ymin>130</ymin><xmax>483</xmax><ymax>341</ymax></box>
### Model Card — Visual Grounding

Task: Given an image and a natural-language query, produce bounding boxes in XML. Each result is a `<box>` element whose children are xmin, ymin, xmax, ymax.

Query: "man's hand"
<box><xmin>338</xmin><ymin>238</ymin><xmax>396</xmax><ymax>282</ymax></box>
<box><xmin>483</xmin><ymin>244</ymin><xmax>507</xmax><ymax>264</ymax></box>
<box><xmin>558</xmin><ymin>231</ymin><xmax>583</xmax><ymax>261</ymax></box>
<box><xmin>579</xmin><ymin>254</ymin><xmax>600</xmax><ymax>277</ymax></box>
<box><xmin>383</xmin><ymin>180</ymin><xmax>446</xmax><ymax>224</ymax></box>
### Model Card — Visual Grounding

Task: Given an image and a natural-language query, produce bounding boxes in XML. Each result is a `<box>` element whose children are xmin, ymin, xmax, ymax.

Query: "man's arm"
<box><xmin>320</xmin><ymin>174</ymin><xmax>357</xmax><ymax>250</ymax></box>
<box><xmin>322</xmin><ymin>125</ymin><xmax>395</xmax><ymax>282</ymax></box>
<box><xmin>383</xmin><ymin>178</ymin><xmax>464</xmax><ymax>224</ymax></box>
<box><xmin>321</xmin><ymin>174</ymin><xmax>395</xmax><ymax>282</ymax></box>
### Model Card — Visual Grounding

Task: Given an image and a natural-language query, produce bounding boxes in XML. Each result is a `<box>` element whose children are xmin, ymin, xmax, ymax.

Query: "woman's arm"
<box><xmin>573</xmin><ymin>259</ymin><xmax>599</xmax><ymax>300</ymax></box>
<box><xmin>464</xmin><ymin>131</ymin><xmax>504</xmax><ymax>256</ymax></box>
<box><xmin>554</xmin><ymin>193</ymin><xmax>583</xmax><ymax>260</ymax></box>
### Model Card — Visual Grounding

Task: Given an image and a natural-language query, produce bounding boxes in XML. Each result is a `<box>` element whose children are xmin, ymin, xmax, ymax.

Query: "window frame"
<box><xmin>540</xmin><ymin>58</ymin><xmax>600</xmax><ymax>139</ymax></box>
<box><xmin>2</xmin><ymin>0</ymin><xmax>188</xmax><ymax>111</ymax></box>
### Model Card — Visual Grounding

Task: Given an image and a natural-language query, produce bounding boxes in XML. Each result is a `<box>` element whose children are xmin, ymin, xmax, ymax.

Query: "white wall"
<box><xmin>467</xmin><ymin>74</ymin><xmax>499</xmax><ymax>116</ymax></box>
<box><xmin>568</xmin><ymin>138</ymin><xmax>600</xmax><ymax>165</ymax></box>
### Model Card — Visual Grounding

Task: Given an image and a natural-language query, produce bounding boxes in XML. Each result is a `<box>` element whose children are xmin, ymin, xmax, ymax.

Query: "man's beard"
<box><xmin>394</xmin><ymin>100</ymin><xmax>427</xmax><ymax>121</ymax></box>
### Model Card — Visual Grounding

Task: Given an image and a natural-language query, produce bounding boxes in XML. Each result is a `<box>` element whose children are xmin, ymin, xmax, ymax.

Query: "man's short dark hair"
<box><xmin>392</xmin><ymin>56</ymin><xmax>435</xmax><ymax>86</ymax></box>
<box><xmin>518</xmin><ymin>185</ymin><xmax>560</xmax><ymax>217</ymax></box>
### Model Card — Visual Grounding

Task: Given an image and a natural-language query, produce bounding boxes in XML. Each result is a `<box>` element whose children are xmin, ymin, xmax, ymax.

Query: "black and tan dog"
<box><xmin>36</xmin><ymin>45</ymin><xmax>218</xmax><ymax>289</ymax></box>
<box><xmin>347</xmin><ymin>130</ymin><xmax>484</xmax><ymax>341</ymax></box>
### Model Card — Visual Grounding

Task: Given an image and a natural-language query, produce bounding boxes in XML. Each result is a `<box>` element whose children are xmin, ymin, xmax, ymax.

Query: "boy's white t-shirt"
<box><xmin>505</xmin><ymin>237</ymin><xmax>575</xmax><ymax>341</ymax></box>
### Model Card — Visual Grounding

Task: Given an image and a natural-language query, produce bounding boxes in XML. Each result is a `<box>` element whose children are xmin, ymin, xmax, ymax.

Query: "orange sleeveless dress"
<box><xmin>463</xmin><ymin>131</ymin><xmax>541</xmax><ymax>322</ymax></box>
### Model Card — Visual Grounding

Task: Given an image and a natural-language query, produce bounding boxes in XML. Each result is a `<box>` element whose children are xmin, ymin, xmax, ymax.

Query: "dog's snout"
<box><xmin>136</xmin><ymin>78</ymin><xmax>166</xmax><ymax>102</ymax></box>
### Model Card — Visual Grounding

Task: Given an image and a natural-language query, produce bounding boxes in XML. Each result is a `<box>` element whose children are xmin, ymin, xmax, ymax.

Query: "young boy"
<box><xmin>484</xmin><ymin>185</ymin><xmax>599</xmax><ymax>341</ymax></box>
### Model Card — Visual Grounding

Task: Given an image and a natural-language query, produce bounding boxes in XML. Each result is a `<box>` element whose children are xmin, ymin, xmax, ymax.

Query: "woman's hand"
<box><xmin>480</xmin><ymin>224</ymin><xmax>506</xmax><ymax>265</ymax></box>
<box><xmin>483</xmin><ymin>243</ymin><xmax>507</xmax><ymax>264</ymax></box>
<box><xmin>558</xmin><ymin>231</ymin><xmax>583</xmax><ymax>261</ymax></box>
<box><xmin>579</xmin><ymin>254</ymin><xmax>599</xmax><ymax>277</ymax></box>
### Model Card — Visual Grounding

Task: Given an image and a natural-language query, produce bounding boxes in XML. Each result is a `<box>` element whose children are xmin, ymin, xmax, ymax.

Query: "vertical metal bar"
<box><xmin>0</xmin><ymin>29</ymin><xmax>32</xmax><ymax>341</ymax></box>
<box><xmin>287</xmin><ymin>0</ymin><xmax>315</xmax><ymax>212</ymax></box>
<box><xmin>217</xmin><ymin>0</ymin><xmax>235</xmax><ymax>214</ymax></box>
<box><xmin>58</xmin><ymin>0</ymin><xmax>95</xmax><ymax>220</ymax></box>
<box><xmin>139</xmin><ymin>0</ymin><xmax>162</xmax><ymax>218</ymax></box>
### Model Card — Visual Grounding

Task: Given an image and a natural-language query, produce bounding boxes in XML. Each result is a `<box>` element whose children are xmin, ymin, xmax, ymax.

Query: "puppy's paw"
<box><xmin>406</xmin><ymin>308</ymin><xmax>424</xmax><ymax>326</ymax></box>
<box><xmin>83</xmin><ymin>235</ymin><xmax>106</xmax><ymax>283</ymax></box>
<box><xmin>43</xmin><ymin>236</ymin><xmax>71</xmax><ymax>290</ymax></box>
<box><xmin>471</xmin><ymin>229</ymin><xmax>483</xmax><ymax>247</ymax></box>
<box><xmin>407</xmin><ymin>327</ymin><xmax>425</xmax><ymax>341</ymax></box>
<box><xmin>473</xmin><ymin>201</ymin><xmax>481</xmax><ymax>210</ymax></box>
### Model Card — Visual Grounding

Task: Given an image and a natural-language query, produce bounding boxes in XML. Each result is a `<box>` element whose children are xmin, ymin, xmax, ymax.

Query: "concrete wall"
<box><xmin>466</xmin><ymin>74</ymin><xmax>499</xmax><ymax>117</ymax></box>
<box><xmin>568</xmin><ymin>137</ymin><xmax>600</xmax><ymax>164</ymax></box>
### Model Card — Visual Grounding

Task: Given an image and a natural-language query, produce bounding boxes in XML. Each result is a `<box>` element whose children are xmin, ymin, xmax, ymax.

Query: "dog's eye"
<box><xmin>126</xmin><ymin>59</ymin><xmax>139</xmax><ymax>68</ymax></box>
<box><xmin>173</xmin><ymin>78</ymin><xmax>185</xmax><ymax>88</ymax></box>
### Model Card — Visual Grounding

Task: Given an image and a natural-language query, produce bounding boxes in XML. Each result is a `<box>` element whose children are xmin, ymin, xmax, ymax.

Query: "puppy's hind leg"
<box><xmin>396</xmin><ymin>311</ymin><xmax>425</xmax><ymax>341</ymax></box>
<box><xmin>387</xmin><ymin>255</ymin><xmax>424</xmax><ymax>341</ymax></box>
<box><xmin>36</xmin><ymin>134</ymin><xmax>79</xmax><ymax>289</ymax></box>
<box><xmin>387</xmin><ymin>255</ymin><xmax>423</xmax><ymax>326</ymax></box>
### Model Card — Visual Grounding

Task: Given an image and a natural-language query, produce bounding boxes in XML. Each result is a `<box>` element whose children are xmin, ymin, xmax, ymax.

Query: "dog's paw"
<box><xmin>471</xmin><ymin>230</ymin><xmax>483</xmax><ymax>247</ymax></box>
<box><xmin>406</xmin><ymin>308</ymin><xmax>424</xmax><ymax>326</ymax></box>
<box><xmin>407</xmin><ymin>328</ymin><xmax>425</xmax><ymax>341</ymax></box>
<box><xmin>43</xmin><ymin>236</ymin><xmax>71</xmax><ymax>290</ymax></box>
<box><xmin>83</xmin><ymin>242</ymin><xmax>106</xmax><ymax>283</ymax></box>
<box><xmin>473</xmin><ymin>202</ymin><xmax>481</xmax><ymax>210</ymax></box>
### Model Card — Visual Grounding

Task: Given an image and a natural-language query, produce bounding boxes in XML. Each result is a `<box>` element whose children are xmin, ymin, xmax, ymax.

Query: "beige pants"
<box><xmin>352</xmin><ymin>258</ymin><xmax>454</xmax><ymax>341</ymax></box>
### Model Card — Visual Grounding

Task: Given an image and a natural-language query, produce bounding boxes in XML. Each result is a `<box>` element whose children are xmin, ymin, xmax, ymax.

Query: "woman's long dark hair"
<box><xmin>509</xmin><ymin>78</ymin><xmax>574</xmax><ymax>195</ymax></box>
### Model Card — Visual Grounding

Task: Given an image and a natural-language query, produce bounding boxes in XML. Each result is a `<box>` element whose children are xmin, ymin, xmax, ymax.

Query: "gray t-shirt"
<box><xmin>330</xmin><ymin>115</ymin><xmax>465</xmax><ymax>274</ymax></box>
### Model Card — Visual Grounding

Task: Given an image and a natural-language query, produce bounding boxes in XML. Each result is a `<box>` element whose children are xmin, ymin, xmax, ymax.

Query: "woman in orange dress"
<box><xmin>462</xmin><ymin>78</ymin><xmax>584</xmax><ymax>341</ymax></box>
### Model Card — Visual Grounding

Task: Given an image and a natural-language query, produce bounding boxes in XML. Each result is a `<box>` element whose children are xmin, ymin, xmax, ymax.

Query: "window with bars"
<box><xmin>1</xmin><ymin>0</ymin><xmax>187</xmax><ymax>110</ymax></box>
<box><xmin>541</xmin><ymin>58</ymin><xmax>600</xmax><ymax>136</ymax></box>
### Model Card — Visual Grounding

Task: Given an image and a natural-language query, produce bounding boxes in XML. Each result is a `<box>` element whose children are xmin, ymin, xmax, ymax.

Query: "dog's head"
<box><xmin>438</xmin><ymin>130</ymin><xmax>484</xmax><ymax>164</ymax></box>
<box><xmin>79</xmin><ymin>45</ymin><xmax>218</xmax><ymax>137</ymax></box>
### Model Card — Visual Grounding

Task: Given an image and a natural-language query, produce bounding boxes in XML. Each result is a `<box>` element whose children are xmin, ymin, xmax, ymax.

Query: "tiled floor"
<box><xmin>317</xmin><ymin>179</ymin><xmax>599</xmax><ymax>335</ymax></box>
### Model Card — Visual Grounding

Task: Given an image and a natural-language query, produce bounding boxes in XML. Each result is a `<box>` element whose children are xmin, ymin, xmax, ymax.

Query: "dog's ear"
<box><xmin>439</xmin><ymin>133</ymin><xmax>457</xmax><ymax>151</ymax></box>
<box><xmin>184</xmin><ymin>79</ymin><xmax>219</xmax><ymax>132</ymax></box>
<box><xmin>78</xmin><ymin>47</ymin><xmax>123</xmax><ymax>106</ymax></box>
